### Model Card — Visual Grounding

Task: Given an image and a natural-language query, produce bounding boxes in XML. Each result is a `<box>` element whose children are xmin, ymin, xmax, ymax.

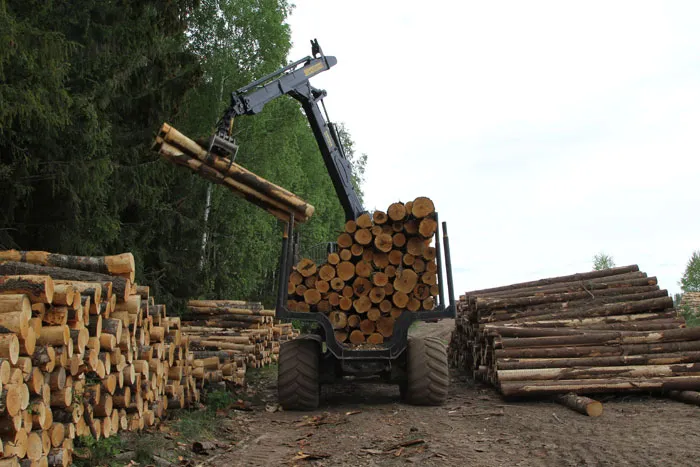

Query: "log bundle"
<box><xmin>182</xmin><ymin>300</ymin><xmax>299</xmax><ymax>382</ymax></box>
<box><xmin>0</xmin><ymin>252</ymin><xmax>201</xmax><ymax>465</ymax></box>
<box><xmin>287</xmin><ymin>198</ymin><xmax>440</xmax><ymax>345</ymax></box>
<box><xmin>153</xmin><ymin>123</ymin><xmax>314</xmax><ymax>223</ymax></box>
<box><xmin>447</xmin><ymin>265</ymin><xmax>700</xmax><ymax>397</ymax></box>
<box><xmin>680</xmin><ymin>292</ymin><xmax>700</xmax><ymax>315</ymax></box>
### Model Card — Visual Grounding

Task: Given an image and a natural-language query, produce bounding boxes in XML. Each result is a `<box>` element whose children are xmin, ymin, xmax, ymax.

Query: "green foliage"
<box><xmin>73</xmin><ymin>435</ymin><xmax>124</xmax><ymax>467</ymax></box>
<box><xmin>680</xmin><ymin>250</ymin><xmax>700</xmax><ymax>293</ymax></box>
<box><xmin>680</xmin><ymin>304</ymin><xmax>700</xmax><ymax>328</ymax></box>
<box><xmin>593</xmin><ymin>252</ymin><xmax>615</xmax><ymax>271</ymax></box>
<box><xmin>0</xmin><ymin>0</ymin><xmax>365</xmax><ymax>311</ymax></box>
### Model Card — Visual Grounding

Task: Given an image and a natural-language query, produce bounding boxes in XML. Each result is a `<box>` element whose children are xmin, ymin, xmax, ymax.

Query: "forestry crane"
<box><xmin>209</xmin><ymin>40</ymin><xmax>455</xmax><ymax>410</ymax></box>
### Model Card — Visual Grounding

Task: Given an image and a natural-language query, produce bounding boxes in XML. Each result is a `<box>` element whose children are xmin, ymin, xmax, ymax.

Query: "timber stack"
<box><xmin>182</xmin><ymin>300</ymin><xmax>299</xmax><ymax>378</ymax></box>
<box><xmin>680</xmin><ymin>292</ymin><xmax>700</xmax><ymax>315</ymax></box>
<box><xmin>153</xmin><ymin>123</ymin><xmax>314</xmax><ymax>224</ymax></box>
<box><xmin>0</xmin><ymin>250</ymin><xmax>199</xmax><ymax>466</ymax></box>
<box><xmin>447</xmin><ymin>265</ymin><xmax>700</xmax><ymax>397</ymax></box>
<box><xmin>287</xmin><ymin>197</ymin><xmax>440</xmax><ymax>345</ymax></box>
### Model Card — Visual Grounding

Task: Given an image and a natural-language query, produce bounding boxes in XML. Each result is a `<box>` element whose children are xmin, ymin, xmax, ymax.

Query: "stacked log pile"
<box><xmin>287</xmin><ymin>198</ymin><xmax>440</xmax><ymax>345</ymax></box>
<box><xmin>182</xmin><ymin>300</ymin><xmax>298</xmax><ymax>381</ymax></box>
<box><xmin>447</xmin><ymin>265</ymin><xmax>700</xmax><ymax>397</ymax></box>
<box><xmin>680</xmin><ymin>292</ymin><xmax>700</xmax><ymax>314</ymax></box>
<box><xmin>153</xmin><ymin>123</ymin><xmax>314</xmax><ymax>223</ymax></box>
<box><xmin>0</xmin><ymin>251</ymin><xmax>200</xmax><ymax>466</ymax></box>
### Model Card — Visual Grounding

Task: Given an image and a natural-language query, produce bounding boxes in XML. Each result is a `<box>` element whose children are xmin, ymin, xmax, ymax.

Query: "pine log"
<box><xmin>0</xmin><ymin>276</ymin><xmax>54</xmax><ymax>304</ymax></box>
<box><xmin>500</xmin><ymin>376</ymin><xmax>700</xmax><ymax>397</ymax></box>
<box><xmin>667</xmin><ymin>390</ymin><xmax>700</xmax><ymax>406</ymax></box>
<box><xmin>158</xmin><ymin>124</ymin><xmax>314</xmax><ymax>219</ymax></box>
<box><xmin>496</xmin><ymin>351</ymin><xmax>700</xmax><ymax>371</ymax></box>
<box><xmin>0</xmin><ymin>250</ymin><xmax>135</xmax><ymax>283</ymax></box>
<box><xmin>411</xmin><ymin>197</ymin><xmax>435</xmax><ymax>218</ymax></box>
<box><xmin>349</xmin><ymin>330</ymin><xmax>365</xmax><ymax>344</ymax></box>
<box><xmin>466</xmin><ymin>265</ymin><xmax>641</xmax><ymax>296</ymax></box>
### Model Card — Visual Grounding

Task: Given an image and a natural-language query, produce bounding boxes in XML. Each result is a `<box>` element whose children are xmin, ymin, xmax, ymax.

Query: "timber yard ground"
<box><xmin>112</xmin><ymin>320</ymin><xmax>700</xmax><ymax>467</ymax></box>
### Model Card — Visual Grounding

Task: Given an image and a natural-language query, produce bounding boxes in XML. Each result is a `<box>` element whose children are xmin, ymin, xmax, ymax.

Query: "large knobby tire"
<box><xmin>403</xmin><ymin>336</ymin><xmax>449</xmax><ymax>406</ymax></box>
<box><xmin>277</xmin><ymin>339</ymin><xmax>320</xmax><ymax>411</ymax></box>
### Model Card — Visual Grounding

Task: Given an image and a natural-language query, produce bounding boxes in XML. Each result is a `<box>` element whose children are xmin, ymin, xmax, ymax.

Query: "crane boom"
<box><xmin>210</xmin><ymin>40</ymin><xmax>364</xmax><ymax>220</ymax></box>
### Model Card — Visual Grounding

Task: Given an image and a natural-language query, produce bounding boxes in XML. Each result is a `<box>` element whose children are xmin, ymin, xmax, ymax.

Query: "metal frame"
<box><xmin>276</xmin><ymin>212</ymin><xmax>456</xmax><ymax>360</ymax></box>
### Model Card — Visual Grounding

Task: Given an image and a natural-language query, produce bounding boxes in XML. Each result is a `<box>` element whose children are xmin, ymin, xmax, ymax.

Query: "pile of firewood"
<box><xmin>153</xmin><ymin>123</ymin><xmax>314</xmax><ymax>223</ymax></box>
<box><xmin>447</xmin><ymin>265</ymin><xmax>700</xmax><ymax>397</ymax></box>
<box><xmin>0</xmin><ymin>251</ymin><xmax>201</xmax><ymax>466</ymax></box>
<box><xmin>182</xmin><ymin>300</ymin><xmax>298</xmax><ymax>376</ymax></box>
<box><xmin>287</xmin><ymin>197</ymin><xmax>440</xmax><ymax>345</ymax></box>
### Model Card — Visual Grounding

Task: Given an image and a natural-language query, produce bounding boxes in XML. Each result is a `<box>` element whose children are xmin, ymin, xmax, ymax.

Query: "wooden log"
<box><xmin>329</xmin><ymin>312</ymin><xmax>348</xmax><ymax>330</ymax></box>
<box><xmin>466</xmin><ymin>265</ymin><xmax>642</xmax><ymax>296</ymax></box>
<box><xmin>387</xmin><ymin>202</ymin><xmax>406</xmax><ymax>222</ymax></box>
<box><xmin>354</xmin><ymin>229</ymin><xmax>372</xmax><ymax>246</ymax></box>
<box><xmin>418</xmin><ymin>217</ymin><xmax>438</xmax><ymax>238</ymax></box>
<box><xmin>0</xmin><ymin>276</ymin><xmax>54</xmax><ymax>304</ymax></box>
<box><xmin>367</xmin><ymin>333</ymin><xmax>384</xmax><ymax>345</ymax></box>
<box><xmin>667</xmin><ymin>390</ymin><xmax>700</xmax><ymax>406</ymax></box>
<box><xmin>374</xmin><ymin>234</ymin><xmax>393</xmax><ymax>253</ymax></box>
<box><xmin>37</xmin><ymin>326</ymin><xmax>69</xmax><ymax>347</ymax></box>
<box><xmin>497</xmin><ymin>363</ymin><xmax>700</xmax><ymax>382</ymax></box>
<box><xmin>0</xmin><ymin>250</ymin><xmax>135</xmax><ymax>282</ymax></box>
<box><xmin>349</xmin><ymin>330</ymin><xmax>365</xmax><ymax>344</ymax></box>
<box><xmin>500</xmin><ymin>376</ymin><xmax>700</xmax><ymax>396</ymax></box>
<box><xmin>0</xmin><ymin>334</ymin><xmax>19</xmax><ymax>364</ymax></box>
<box><xmin>377</xmin><ymin>317</ymin><xmax>395</xmax><ymax>338</ymax></box>
<box><xmin>360</xmin><ymin>319</ymin><xmax>375</xmax><ymax>335</ymax></box>
<box><xmin>158</xmin><ymin>124</ymin><xmax>314</xmax><ymax>219</ymax></box>
<box><xmin>157</xmin><ymin>141</ymin><xmax>306</xmax><ymax>223</ymax></box>
<box><xmin>411</xmin><ymin>197</ymin><xmax>435</xmax><ymax>218</ymax></box>
<box><xmin>372</xmin><ymin>210</ymin><xmax>388</xmax><ymax>225</ymax></box>
<box><xmin>0</xmin><ymin>262</ymin><xmax>133</xmax><ymax>302</ymax></box>
<box><xmin>497</xmin><ymin>326</ymin><xmax>700</xmax><ymax>349</ymax></box>
<box><xmin>495</xmin><ymin>351</ymin><xmax>700</xmax><ymax>370</ymax></box>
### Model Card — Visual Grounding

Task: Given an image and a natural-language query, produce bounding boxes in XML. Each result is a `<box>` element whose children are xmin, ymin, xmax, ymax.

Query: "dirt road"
<box><xmin>157</xmin><ymin>320</ymin><xmax>700</xmax><ymax>467</ymax></box>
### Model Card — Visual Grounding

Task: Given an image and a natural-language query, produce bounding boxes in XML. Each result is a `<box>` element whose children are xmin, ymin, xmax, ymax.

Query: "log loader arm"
<box><xmin>209</xmin><ymin>39</ymin><xmax>364</xmax><ymax>221</ymax></box>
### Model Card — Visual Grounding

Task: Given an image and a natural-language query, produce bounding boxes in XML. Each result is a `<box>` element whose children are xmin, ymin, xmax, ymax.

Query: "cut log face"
<box><xmin>372</xmin><ymin>211</ymin><xmax>388</xmax><ymax>225</ymax></box>
<box><xmin>374</xmin><ymin>234</ymin><xmax>393</xmax><ymax>253</ymax></box>
<box><xmin>356</xmin><ymin>213</ymin><xmax>373</xmax><ymax>229</ymax></box>
<box><xmin>327</xmin><ymin>253</ymin><xmax>340</xmax><ymax>266</ymax></box>
<box><xmin>349</xmin><ymin>330</ymin><xmax>365</xmax><ymax>344</ymax></box>
<box><xmin>387</xmin><ymin>203</ymin><xmax>407</xmax><ymax>222</ymax></box>
<box><xmin>337</xmin><ymin>262</ymin><xmax>355</xmax><ymax>282</ymax></box>
<box><xmin>394</xmin><ymin>270</ymin><xmax>418</xmax><ymax>294</ymax></box>
<box><xmin>344</xmin><ymin>220</ymin><xmax>357</xmax><ymax>234</ymax></box>
<box><xmin>283</xmin><ymin>198</ymin><xmax>441</xmax><ymax>349</ymax></box>
<box><xmin>352</xmin><ymin>278</ymin><xmax>372</xmax><ymax>297</ymax></box>
<box><xmin>296</xmin><ymin>259</ymin><xmax>317</xmax><ymax>278</ymax></box>
<box><xmin>318</xmin><ymin>265</ymin><xmax>336</xmax><ymax>281</ymax></box>
<box><xmin>350</xmin><ymin>244</ymin><xmax>364</xmax><ymax>257</ymax></box>
<box><xmin>411</xmin><ymin>197</ymin><xmax>435</xmax><ymax>218</ymax></box>
<box><xmin>354</xmin><ymin>229</ymin><xmax>372</xmax><ymax>246</ymax></box>
<box><xmin>329</xmin><ymin>312</ymin><xmax>348</xmax><ymax>329</ymax></box>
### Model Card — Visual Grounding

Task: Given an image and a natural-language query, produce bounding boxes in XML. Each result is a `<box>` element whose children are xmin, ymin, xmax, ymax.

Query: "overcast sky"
<box><xmin>285</xmin><ymin>0</ymin><xmax>700</xmax><ymax>297</ymax></box>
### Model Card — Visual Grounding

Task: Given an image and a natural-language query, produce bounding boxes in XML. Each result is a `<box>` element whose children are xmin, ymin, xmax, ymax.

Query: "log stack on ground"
<box><xmin>287</xmin><ymin>197</ymin><xmax>440</xmax><ymax>345</ymax></box>
<box><xmin>448</xmin><ymin>265</ymin><xmax>700</xmax><ymax>399</ymax></box>
<box><xmin>0</xmin><ymin>251</ymin><xmax>201</xmax><ymax>465</ymax></box>
<box><xmin>153</xmin><ymin>123</ymin><xmax>314</xmax><ymax>223</ymax></box>
<box><xmin>680</xmin><ymin>292</ymin><xmax>700</xmax><ymax>316</ymax></box>
<box><xmin>182</xmin><ymin>300</ymin><xmax>299</xmax><ymax>383</ymax></box>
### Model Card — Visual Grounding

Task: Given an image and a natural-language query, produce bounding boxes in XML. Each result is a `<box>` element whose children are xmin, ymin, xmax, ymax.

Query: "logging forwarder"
<box><xmin>208</xmin><ymin>40</ymin><xmax>456</xmax><ymax>410</ymax></box>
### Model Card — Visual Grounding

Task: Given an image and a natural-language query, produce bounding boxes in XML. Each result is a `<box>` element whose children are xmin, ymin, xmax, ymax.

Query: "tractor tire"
<box><xmin>277</xmin><ymin>339</ymin><xmax>320</xmax><ymax>411</ymax></box>
<box><xmin>403</xmin><ymin>336</ymin><xmax>449</xmax><ymax>406</ymax></box>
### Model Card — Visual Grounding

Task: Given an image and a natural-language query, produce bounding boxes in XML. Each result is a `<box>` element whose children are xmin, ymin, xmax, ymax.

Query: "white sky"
<box><xmin>286</xmin><ymin>0</ymin><xmax>700</xmax><ymax>297</ymax></box>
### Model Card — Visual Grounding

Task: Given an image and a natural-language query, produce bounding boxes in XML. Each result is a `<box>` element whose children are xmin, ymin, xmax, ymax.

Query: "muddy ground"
<box><xmin>120</xmin><ymin>320</ymin><xmax>700</xmax><ymax>467</ymax></box>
